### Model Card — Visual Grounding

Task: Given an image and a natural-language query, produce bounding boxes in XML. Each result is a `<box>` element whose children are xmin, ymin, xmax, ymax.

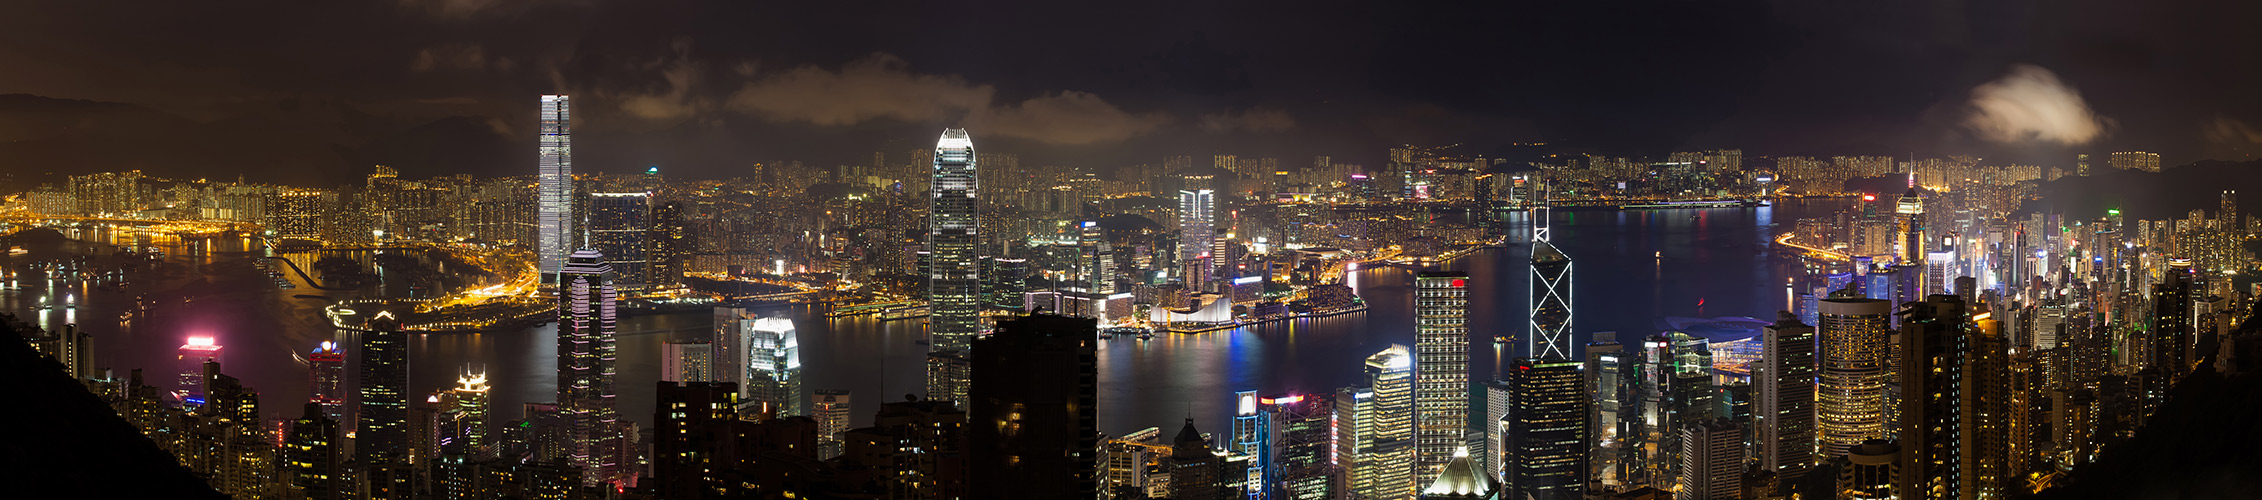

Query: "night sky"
<box><xmin>5</xmin><ymin>0</ymin><xmax>2262</xmax><ymax>185</ymax></box>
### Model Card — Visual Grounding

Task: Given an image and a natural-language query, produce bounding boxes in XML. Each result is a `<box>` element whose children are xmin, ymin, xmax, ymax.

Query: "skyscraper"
<box><xmin>968</xmin><ymin>314</ymin><xmax>1101</xmax><ymax>499</ymax></box>
<box><xmin>814</xmin><ymin>389</ymin><xmax>852</xmax><ymax>460</ymax></box>
<box><xmin>2152</xmin><ymin>259</ymin><xmax>2195</xmax><ymax>378</ymax></box>
<box><xmin>1896</xmin><ymin>186</ymin><xmax>1925</xmax><ymax>267</ymax></box>
<box><xmin>1261</xmin><ymin>393</ymin><xmax>1337</xmax><ymax>500</ymax></box>
<box><xmin>587</xmin><ymin>192</ymin><xmax>652</xmax><ymax>287</ymax></box>
<box><xmin>744</xmin><ymin>316</ymin><xmax>803</xmax><ymax>418</ymax></box>
<box><xmin>1415</xmin><ymin>271</ymin><xmax>1472</xmax><ymax>486</ymax></box>
<box><xmin>1232</xmin><ymin>390</ymin><xmax>1264</xmax><ymax>498</ymax></box>
<box><xmin>660</xmin><ymin>340</ymin><xmax>712</xmax><ymax>383</ymax></box>
<box><xmin>1756</xmin><ymin>312</ymin><xmax>1816</xmax><ymax>479</ymax></box>
<box><xmin>928</xmin><ymin>128</ymin><xmax>981</xmax><ymax>408</ymax></box>
<box><xmin>177</xmin><ymin>336</ymin><xmax>222</xmax><ymax>406</ymax></box>
<box><xmin>712</xmin><ymin>307</ymin><xmax>750</xmax><ymax>403</ymax></box>
<box><xmin>1530</xmin><ymin>219</ymin><xmax>1574</xmax><ymax>359</ymax></box>
<box><xmin>1818</xmin><ymin>296</ymin><xmax>1893</xmax><ymax>459</ymax></box>
<box><xmin>1502</xmin><ymin>358</ymin><xmax>1589</xmax><ymax>500</ymax></box>
<box><xmin>1340</xmin><ymin>345</ymin><xmax>1416</xmax><ymax>499</ymax></box>
<box><xmin>287</xmin><ymin>402</ymin><xmax>342</xmax><ymax>500</ymax></box>
<box><xmin>359</xmin><ymin>311</ymin><xmax>410</xmax><ymax>498</ymax></box>
<box><xmin>1898</xmin><ymin>294</ymin><xmax>1971</xmax><ymax>500</ymax></box>
<box><xmin>1677</xmin><ymin>419</ymin><xmax>1743</xmax><ymax>500</ymax></box>
<box><xmin>557</xmin><ymin>249</ymin><xmax>627</xmax><ymax>486</ymax></box>
<box><xmin>650</xmin><ymin>200</ymin><xmax>687</xmax><ymax>286</ymax></box>
<box><xmin>537</xmin><ymin>94</ymin><xmax>573</xmax><ymax>284</ymax></box>
<box><xmin>308</xmin><ymin>341</ymin><xmax>345</xmax><ymax>422</ymax></box>
<box><xmin>1180</xmin><ymin>172</ymin><xmax>1217</xmax><ymax>280</ymax></box>
<box><xmin>454</xmin><ymin>367</ymin><xmax>490</xmax><ymax>452</ymax></box>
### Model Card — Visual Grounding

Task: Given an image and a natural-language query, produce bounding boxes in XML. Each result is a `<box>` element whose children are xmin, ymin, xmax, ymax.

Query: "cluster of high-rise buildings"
<box><xmin>14</xmin><ymin>88</ymin><xmax>2259</xmax><ymax>500</ymax></box>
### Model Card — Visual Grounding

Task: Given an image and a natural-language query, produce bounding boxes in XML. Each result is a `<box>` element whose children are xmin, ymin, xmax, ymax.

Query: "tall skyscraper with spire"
<box><xmin>1529</xmin><ymin>204</ymin><xmax>1574</xmax><ymax>359</ymax></box>
<box><xmin>1415</xmin><ymin>271</ymin><xmax>1471</xmax><ymax>486</ymax></box>
<box><xmin>927</xmin><ymin>128</ymin><xmax>980</xmax><ymax>408</ymax></box>
<box><xmin>537</xmin><ymin>94</ymin><xmax>574</xmax><ymax>285</ymax></box>
<box><xmin>557</xmin><ymin>249</ymin><xmax>627</xmax><ymax>486</ymax></box>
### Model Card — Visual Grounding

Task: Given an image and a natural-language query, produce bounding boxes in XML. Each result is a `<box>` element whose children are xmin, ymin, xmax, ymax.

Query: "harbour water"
<box><xmin>4</xmin><ymin>199</ymin><xmax>1841</xmax><ymax>437</ymax></box>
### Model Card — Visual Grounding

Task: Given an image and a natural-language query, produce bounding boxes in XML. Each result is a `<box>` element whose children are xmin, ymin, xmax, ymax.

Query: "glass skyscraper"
<box><xmin>1415</xmin><ymin>271</ymin><xmax>1471</xmax><ymax>486</ymax></box>
<box><xmin>1503</xmin><ymin>357</ymin><xmax>1589</xmax><ymax>500</ymax></box>
<box><xmin>1178</xmin><ymin>172</ymin><xmax>1216</xmax><ymax>280</ymax></box>
<box><xmin>927</xmin><ymin>128</ymin><xmax>980</xmax><ymax>407</ymax></box>
<box><xmin>537</xmin><ymin>94</ymin><xmax>573</xmax><ymax>284</ymax></box>
<box><xmin>557</xmin><ymin>249</ymin><xmax>626</xmax><ymax>486</ymax></box>
<box><xmin>1339</xmin><ymin>344</ymin><xmax>1414</xmax><ymax>500</ymax></box>
<box><xmin>1817</xmin><ymin>296</ymin><xmax>1892</xmax><ymax>459</ymax></box>
<box><xmin>744</xmin><ymin>316</ymin><xmax>803</xmax><ymax>417</ymax></box>
<box><xmin>587</xmin><ymin>192</ymin><xmax>651</xmax><ymax>287</ymax></box>
<box><xmin>1530</xmin><ymin>237</ymin><xmax>1574</xmax><ymax>359</ymax></box>
<box><xmin>358</xmin><ymin>311</ymin><xmax>409</xmax><ymax>498</ymax></box>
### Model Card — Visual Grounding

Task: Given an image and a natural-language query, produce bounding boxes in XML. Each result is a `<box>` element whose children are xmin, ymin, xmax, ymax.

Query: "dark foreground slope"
<box><xmin>0</xmin><ymin>320</ymin><xmax>226</xmax><ymax>499</ymax></box>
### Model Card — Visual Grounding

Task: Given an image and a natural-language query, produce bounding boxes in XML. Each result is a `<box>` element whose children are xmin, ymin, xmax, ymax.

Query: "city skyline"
<box><xmin>9</xmin><ymin>3</ymin><xmax>2262</xmax><ymax>498</ymax></box>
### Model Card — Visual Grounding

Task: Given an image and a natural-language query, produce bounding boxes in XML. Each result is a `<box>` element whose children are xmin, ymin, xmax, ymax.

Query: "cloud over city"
<box><xmin>726</xmin><ymin>53</ymin><xmax>1167</xmax><ymax>145</ymax></box>
<box><xmin>1963</xmin><ymin>64</ymin><xmax>2111</xmax><ymax>145</ymax></box>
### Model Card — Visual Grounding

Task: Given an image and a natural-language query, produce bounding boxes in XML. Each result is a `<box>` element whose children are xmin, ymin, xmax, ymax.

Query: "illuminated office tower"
<box><xmin>1641</xmin><ymin>332</ymin><xmax>1715</xmax><ymax>487</ymax></box>
<box><xmin>744</xmin><ymin>316</ymin><xmax>804</xmax><ymax>418</ymax></box>
<box><xmin>557</xmin><ymin>249</ymin><xmax>627</xmax><ymax>486</ymax></box>
<box><xmin>928</xmin><ymin>128</ymin><xmax>980</xmax><ymax>408</ymax></box>
<box><xmin>309</xmin><ymin>341</ymin><xmax>345</xmax><ymax>422</ymax></box>
<box><xmin>177</xmin><ymin>336</ymin><xmax>223</xmax><ymax>406</ymax></box>
<box><xmin>1502</xmin><ymin>358</ymin><xmax>1589</xmax><ymax>500</ymax></box>
<box><xmin>1582</xmin><ymin>340</ymin><xmax>1632</xmax><ymax>484</ymax></box>
<box><xmin>1260</xmin><ymin>393</ymin><xmax>1336</xmax><ymax>500</ymax></box>
<box><xmin>1897</xmin><ymin>295</ymin><xmax>1988</xmax><ymax>500</ymax></box>
<box><xmin>1415</xmin><ymin>271</ymin><xmax>1472</xmax><ymax>486</ymax></box>
<box><xmin>1756</xmin><ymin>312</ymin><xmax>1815</xmax><ymax>479</ymax></box>
<box><xmin>1817</xmin><ymin>295</ymin><xmax>1892</xmax><ymax>459</ymax></box>
<box><xmin>359</xmin><ymin>311</ymin><xmax>410</xmax><ymax>498</ymax></box>
<box><xmin>288</xmin><ymin>402</ymin><xmax>342</xmax><ymax>500</ymax></box>
<box><xmin>2075</xmin><ymin>154</ymin><xmax>2090</xmax><ymax>177</ymax></box>
<box><xmin>1677</xmin><ymin>419</ymin><xmax>1743</xmax><ymax>500</ymax></box>
<box><xmin>587</xmin><ymin>192</ymin><xmax>652</xmax><ymax>287</ymax></box>
<box><xmin>814</xmin><ymin>390</ymin><xmax>851</xmax><ymax>460</ymax></box>
<box><xmin>712</xmin><ymin>307</ymin><xmax>751</xmax><ymax>401</ymax></box>
<box><xmin>1896</xmin><ymin>186</ymin><xmax>1925</xmax><ymax>267</ymax></box>
<box><xmin>661</xmin><ymin>340</ymin><xmax>711</xmax><ymax>383</ymax></box>
<box><xmin>1481</xmin><ymin>381</ymin><xmax>1512</xmax><ymax>477</ymax></box>
<box><xmin>537</xmin><ymin>94</ymin><xmax>574</xmax><ymax>284</ymax></box>
<box><xmin>1179</xmin><ymin>172</ymin><xmax>1217</xmax><ymax>278</ymax></box>
<box><xmin>1339</xmin><ymin>345</ymin><xmax>1416</xmax><ymax>499</ymax></box>
<box><xmin>2152</xmin><ymin>259</ymin><xmax>2195</xmax><ymax>379</ymax></box>
<box><xmin>1232</xmin><ymin>390</ymin><xmax>1264</xmax><ymax>498</ymax></box>
<box><xmin>1530</xmin><ymin>211</ymin><xmax>1574</xmax><ymax>359</ymax></box>
<box><xmin>454</xmin><ymin>367</ymin><xmax>491</xmax><ymax>451</ymax></box>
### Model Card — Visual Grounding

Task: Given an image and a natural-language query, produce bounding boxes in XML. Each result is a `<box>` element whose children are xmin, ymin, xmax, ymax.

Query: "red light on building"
<box><xmin>1451</xmin><ymin>279</ymin><xmax>1465</xmax><ymax>287</ymax></box>
<box><xmin>1862</xmin><ymin>194</ymin><xmax>1876</xmax><ymax>201</ymax></box>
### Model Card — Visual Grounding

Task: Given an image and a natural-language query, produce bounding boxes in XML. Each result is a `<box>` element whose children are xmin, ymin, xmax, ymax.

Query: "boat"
<box><xmin>1098</xmin><ymin>333</ymin><xmax>1114</xmax><ymax>340</ymax></box>
<box><xmin>1494</xmin><ymin>335</ymin><xmax>1509</xmax><ymax>345</ymax></box>
<box><xmin>1654</xmin><ymin>251</ymin><xmax>1662</xmax><ymax>258</ymax></box>
<box><xmin>1137</xmin><ymin>333</ymin><xmax>1154</xmax><ymax>341</ymax></box>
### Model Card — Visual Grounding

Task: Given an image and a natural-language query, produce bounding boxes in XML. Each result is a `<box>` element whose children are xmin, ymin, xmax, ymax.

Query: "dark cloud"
<box><xmin>3</xmin><ymin>0</ymin><xmax>2262</xmax><ymax>181</ymax></box>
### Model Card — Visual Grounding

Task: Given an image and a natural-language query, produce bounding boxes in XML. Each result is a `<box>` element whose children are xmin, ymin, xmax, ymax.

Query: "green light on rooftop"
<box><xmin>2108</xmin><ymin>209</ymin><xmax>2120</xmax><ymax>215</ymax></box>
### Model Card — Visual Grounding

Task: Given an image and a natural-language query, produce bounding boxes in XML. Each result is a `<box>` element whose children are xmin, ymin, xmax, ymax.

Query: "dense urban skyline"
<box><xmin>9</xmin><ymin>3</ymin><xmax>2262</xmax><ymax>500</ymax></box>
